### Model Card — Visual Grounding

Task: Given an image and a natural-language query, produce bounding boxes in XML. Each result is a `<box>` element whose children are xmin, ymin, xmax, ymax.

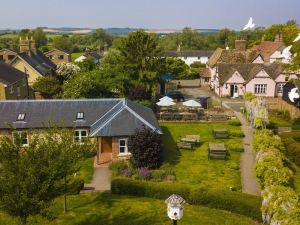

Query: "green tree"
<box><xmin>282</xmin><ymin>25</ymin><xmax>300</xmax><ymax>46</ymax></box>
<box><xmin>263</xmin><ymin>24</ymin><xmax>284</xmax><ymax>41</ymax></box>
<box><xmin>0</xmin><ymin>129</ymin><xmax>93</xmax><ymax>224</ymax></box>
<box><xmin>118</xmin><ymin>30</ymin><xmax>162</xmax><ymax>93</ymax></box>
<box><xmin>32</xmin><ymin>28</ymin><xmax>47</xmax><ymax>47</ymax></box>
<box><xmin>75</xmin><ymin>57</ymin><xmax>96</xmax><ymax>72</ymax></box>
<box><xmin>53</xmin><ymin>35</ymin><xmax>72</xmax><ymax>51</ymax></box>
<box><xmin>33</xmin><ymin>76</ymin><xmax>62</xmax><ymax>99</ymax></box>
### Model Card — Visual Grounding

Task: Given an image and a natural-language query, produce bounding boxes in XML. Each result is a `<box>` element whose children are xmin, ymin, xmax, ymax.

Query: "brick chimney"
<box><xmin>19</xmin><ymin>36</ymin><xmax>37</xmax><ymax>55</ymax></box>
<box><xmin>235</xmin><ymin>40</ymin><xmax>247</xmax><ymax>51</ymax></box>
<box><xmin>275</xmin><ymin>33</ymin><xmax>283</xmax><ymax>42</ymax></box>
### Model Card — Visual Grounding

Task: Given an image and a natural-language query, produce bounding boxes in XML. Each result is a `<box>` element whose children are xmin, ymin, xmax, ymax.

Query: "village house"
<box><xmin>164</xmin><ymin>47</ymin><xmax>214</xmax><ymax>66</ymax></box>
<box><xmin>0</xmin><ymin>99</ymin><xmax>161</xmax><ymax>164</ymax></box>
<box><xmin>9</xmin><ymin>37</ymin><xmax>56</xmax><ymax>86</ymax></box>
<box><xmin>45</xmin><ymin>48</ymin><xmax>71</xmax><ymax>65</ymax></box>
<box><xmin>207</xmin><ymin>38</ymin><xmax>296</xmax><ymax>98</ymax></box>
<box><xmin>0</xmin><ymin>63</ymin><xmax>31</xmax><ymax>100</ymax></box>
<box><xmin>0</xmin><ymin>48</ymin><xmax>17</xmax><ymax>64</ymax></box>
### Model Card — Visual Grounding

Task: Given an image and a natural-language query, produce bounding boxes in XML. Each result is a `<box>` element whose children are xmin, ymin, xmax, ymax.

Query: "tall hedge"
<box><xmin>111</xmin><ymin>178</ymin><xmax>262</xmax><ymax>221</ymax></box>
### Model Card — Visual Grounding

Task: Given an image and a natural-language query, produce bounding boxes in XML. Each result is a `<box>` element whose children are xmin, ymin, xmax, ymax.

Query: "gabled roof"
<box><xmin>0</xmin><ymin>48</ymin><xmax>17</xmax><ymax>54</ymax></box>
<box><xmin>0</xmin><ymin>63</ymin><xmax>27</xmax><ymax>85</ymax></box>
<box><xmin>0</xmin><ymin>99</ymin><xmax>161</xmax><ymax>136</ymax></box>
<box><xmin>251</xmin><ymin>41</ymin><xmax>284</xmax><ymax>62</ymax></box>
<box><xmin>217</xmin><ymin>63</ymin><xmax>282</xmax><ymax>84</ymax></box>
<box><xmin>164</xmin><ymin>50</ymin><xmax>214</xmax><ymax>58</ymax></box>
<box><xmin>199</xmin><ymin>68</ymin><xmax>211</xmax><ymax>78</ymax></box>
<box><xmin>11</xmin><ymin>51</ymin><xmax>56</xmax><ymax>76</ymax></box>
<box><xmin>45</xmin><ymin>48</ymin><xmax>70</xmax><ymax>55</ymax></box>
<box><xmin>207</xmin><ymin>48</ymin><xmax>260</xmax><ymax>67</ymax></box>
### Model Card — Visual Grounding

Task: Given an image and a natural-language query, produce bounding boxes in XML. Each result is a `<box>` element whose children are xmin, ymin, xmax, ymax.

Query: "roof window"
<box><xmin>76</xmin><ymin>112</ymin><xmax>84</xmax><ymax>120</ymax></box>
<box><xmin>17</xmin><ymin>113</ymin><xmax>25</xmax><ymax>121</ymax></box>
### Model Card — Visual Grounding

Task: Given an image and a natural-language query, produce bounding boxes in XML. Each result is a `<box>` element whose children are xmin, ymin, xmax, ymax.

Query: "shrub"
<box><xmin>244</xmin><ymin>92</ymin><xmax>257</xmax><ymax>101</ymax></box>
<box><xmin>189</xmin><ymin>189</ymin><xmax>262</xmax><ymax>221</ymax></box>
<box><xmin>67</xmin><ymin>178</ymin><xmax>84</xmax><ymax>194</ymax></box>
<box><xmin>128</xmin><ymin>125</ymin><xmax>162</xmax><ymax>169</ymax></box>
<box><xmin>119</xmin><ymin>167</ymin><xmax>132</xmax><ymax>177</ymax></box>
<box><xmin>109</xmin><ymin>160</ymin><xmax>128</xmax><ymax>176</ymax></box>
<box><xmin>228</xmin><ymin>119</ymin><xmax>241</xmax><ymax>126</ymax></box>
<box><xmin>128</xmin><ymin>85</ymin><xmax>151</xmax><ymax>100</ymax></box>
<box><xmin>226</xmin><ymin>139</ymin><xmax>244</xmax><ymax>152</ymax></box>
<box><xmin>280</xmin><ymin>132</ymin><xmax>300</xmax><ymax>167</ymax></box>
<box><xmin>136</xmin><ymin>168</ymin><xmax>152</xmax><ymax>180</ymax></box>
<box><xmin>111</xmin><ymin>178</ymin><xmax>190</xmax><ymax>200</ymax></box>
<box><xmin>151</xmin><ymin>169</ymin><xmax>176</xmax><ymax>182</ymax></box>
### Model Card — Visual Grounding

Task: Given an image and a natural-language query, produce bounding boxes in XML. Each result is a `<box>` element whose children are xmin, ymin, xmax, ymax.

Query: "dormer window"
<box><xmin>17</xmin><ymin>113</ymin><xmax>25</xmax><ymax>121</ymax></box>
<box><xmin>76</xmin><ymin>112</ymin><xmax>84</xmax><ymax>120</ymax></box>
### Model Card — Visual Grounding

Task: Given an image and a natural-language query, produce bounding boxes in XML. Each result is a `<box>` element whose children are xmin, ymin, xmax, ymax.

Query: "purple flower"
<box><xmin>120</xmin><ymin>168</ymin><xmax>132</xmax><ymax>177</ymax></box>
<box><xmin>137</xmin><ymin>167</ymin><xmax>152</xmax><ymax>180</ymax></box>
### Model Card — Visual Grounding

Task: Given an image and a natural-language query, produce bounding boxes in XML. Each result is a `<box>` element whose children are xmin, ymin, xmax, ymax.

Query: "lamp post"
<box><xmin>165</xmin><ymin>194</ymin><xmax>185</xmax><ymax>225</ymax></box>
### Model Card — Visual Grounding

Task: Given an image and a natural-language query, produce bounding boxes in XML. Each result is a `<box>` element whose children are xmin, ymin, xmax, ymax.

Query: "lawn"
<box><xmin>0</xmin><ymin>193</ymin><xmax>258</xmax><ymax>225</ymax></box>
<box><xmin>71</xmin><ymin>52</ymin><xmax>84</xmax><ymax>61</ymax></box>
<box><xmin>76</xmin><ymin>157</ymin><xmax>94</xmax><ymax>183</ymax></box>
<box><xmin>160</xmin><ymin>122</ymin><xmax>243</xmax><ymax>191</ymax></box>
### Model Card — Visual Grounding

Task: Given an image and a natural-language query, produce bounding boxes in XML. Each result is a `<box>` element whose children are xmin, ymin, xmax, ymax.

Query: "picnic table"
<box><xmin>212</xmin><ymin>128</ymin><xmax>229</xmax><ymax>138</ymax></box>
<box><xmin>208</xmin><ymin>142</ymin><xmax>227</xmax><ymax>159</ymax></box>
<box><xmin>177</xmin><ymin>135</ymin><xmax>200</xmax><ymax>150</ymax></box>
<box><xmin>159</xmin><ymin>112</ymin><xmax>198</xmax><ymax>121</ymax></box>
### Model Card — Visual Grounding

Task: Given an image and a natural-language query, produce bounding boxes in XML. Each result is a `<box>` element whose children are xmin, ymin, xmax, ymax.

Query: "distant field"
<box><xmin>0</xmin><ymin>33</ymin><xmax>18</xmax><ymax>38</ymax></box>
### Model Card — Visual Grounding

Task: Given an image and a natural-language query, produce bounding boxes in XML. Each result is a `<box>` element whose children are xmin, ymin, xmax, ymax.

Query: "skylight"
<box><xmin>76</xmin><ymin>112</ymin><xmax>84</xmax><ymax>120</ymax></box>
<box><xmin>17</xmin><ymin>113</ymin><xmax>25</xmax><ymax>121</ymax></box>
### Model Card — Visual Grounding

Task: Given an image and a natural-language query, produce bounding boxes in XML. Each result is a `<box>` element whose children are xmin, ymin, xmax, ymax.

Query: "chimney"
<box><xmin>275</xmin><ymin>33</ymin><xmax>283</xmax><ymax>42</ymax></box>
<box><xmin>235</xmin><ymin>39</ymin><xmax>247</xmax><ymax>51</ymax></box>
<box><xmin>19</xmin><ymin>36</ymin><xmax>37</xmax><ymax>55</ymax></box>
<box><xmin>29</xmin><ymin>36</ymin><xmax>37</xmax><ymax>54</ymax></box>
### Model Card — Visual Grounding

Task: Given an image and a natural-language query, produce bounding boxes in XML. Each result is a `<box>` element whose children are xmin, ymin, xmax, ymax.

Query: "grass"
<box><xmin>268</xmin><ymin>110</ymin><xmax>292</xmax><ymax>128</ymax></box>
<box><xmin>71</xmin><ymin>52</ymin><xmax>84</xmax><ymax>61</ymax></box>
<box><xmin>76</xmin><ymin>157</ymin><xmax>94</xmax><ymax>183</ymax></box>
<box><xmin>0</xmin><ymin>193</ymin><xmax>258</xmax><ymax>225</ymax></box>
<box><xmin>160</xmin><ymin>122</ymin><xmax>243</xmax><ymax>191</ymax></box>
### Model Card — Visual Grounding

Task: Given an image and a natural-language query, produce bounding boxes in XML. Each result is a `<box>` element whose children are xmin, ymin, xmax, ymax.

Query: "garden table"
<box><xmin>208</xmin><ymin>142</ymin><xmax>227</xmax><ymax>159</ymax></box>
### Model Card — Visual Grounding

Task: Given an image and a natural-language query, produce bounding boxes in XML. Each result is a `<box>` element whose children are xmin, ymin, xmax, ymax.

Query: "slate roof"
<box><xmin>207</xmin><ymin>48</ymin><xmax>260</xmax><ymax>67</ymax></box>
<box><xmin>0</xmin><ymin>99</ymin><xmax>162</xmax><ymax>136</ymax></box>
<box><xmin>164</xmin><ymin>50</ymin><xmax>214</xmax><ymax>58</ymax></box>
<box><xmin>0</xmin><ymin>63</ymin><xmax>27</xmax><ymax>85</ymax></box>
<box><xmin>217</xmin><ymin>63</ymin><xmax>282</xmax><ymax>84</ymax></box>
<box><xmin>11</xmin><ymin>51</ymin><xmax>56</xmax><ymax>76</ymax></box>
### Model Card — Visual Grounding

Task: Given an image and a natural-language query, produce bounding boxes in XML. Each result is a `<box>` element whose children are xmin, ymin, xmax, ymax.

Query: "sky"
<box><xmin>1</xmin><ymin>0</ymin><xmax>299</xmax><ymax>30</ymax></box>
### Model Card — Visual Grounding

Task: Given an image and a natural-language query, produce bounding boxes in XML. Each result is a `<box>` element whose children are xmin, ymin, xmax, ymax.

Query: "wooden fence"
<box><xmin>264</xmin><ymin>98</ymin><xmax>300</xmax><ymax>119</ymax></box>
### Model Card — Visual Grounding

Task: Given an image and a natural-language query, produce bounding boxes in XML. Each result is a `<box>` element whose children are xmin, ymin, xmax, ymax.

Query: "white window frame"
<box><xmin>13</xmin><ymin>131</ymin><xmax>29</xmax><ymax>147</ymax></box>
<box><xmin>277</xmin><ymin>83</ymin><xmax>284</xmax><ymax>93</ymax></box>
<box><xmin>254</xmin><ymin>84</ymin><xmax>267</xmax><ymax>94</ymax></box>
<box><xmin>118</xmin><ymin>138</ymin><xmax>129</xmax><ymax>155</ymax></box>
<box><xmin>76</xmin><ymin>112</ymin><xmax>84</xmax><ymax>120</ymax></box>
<box><xmin>17</xmin><ymin>113</ymin><xmax>25</xmax><ymax>121</ymax></box>
<box><xmin>74</xmin><ymin>129</ymin><xmax>88</xmax><ymax>143</ymax></box>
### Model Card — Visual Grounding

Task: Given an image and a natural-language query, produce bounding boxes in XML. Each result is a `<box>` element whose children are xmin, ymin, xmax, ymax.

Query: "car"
<box><xmin>164</xmin><ymin>91</ymin><xmax>185</xmax><ymax>102</ymax></box>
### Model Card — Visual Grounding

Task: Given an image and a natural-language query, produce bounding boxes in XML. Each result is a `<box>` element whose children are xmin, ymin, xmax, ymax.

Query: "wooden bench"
<box><xmin>212</xmin><ymin>128</ymin><xmax>229</xmax><ymax>138</ymax></box>
<box><xmin>208</xmin><ymin>143</ymin><xmax>227</xmax><ymax>159</ymax></box>
<box><xmin>210</xmin><ymin>114</ymin><xmax>228</xmax><ymax>121</ymax></box>
<box><xmin>177</xmin><ymin>141</ymin><xmax>194</xmax><ymax>150</ymax></box>
<box><xmin>277</xmin><ymin>127</ymin><xmax>292</xmax><ymax>134</ymax></box>
<box><xmin>185</xmin><ymin>135</ymin><xmax>200</xmax><ymax>144</ymax></box>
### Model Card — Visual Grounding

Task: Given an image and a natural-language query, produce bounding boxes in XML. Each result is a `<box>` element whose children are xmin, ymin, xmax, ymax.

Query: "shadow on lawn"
<box><xmin>161</xmin><ymin>126</ymin><xmax>181</xmax><ymax>166</ymax></box>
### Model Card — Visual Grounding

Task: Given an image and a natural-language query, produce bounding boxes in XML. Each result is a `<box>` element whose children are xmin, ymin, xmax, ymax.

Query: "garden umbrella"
<box><xmin>159</xmin><ymin>96</ymin><xmax>174</xmax><ymax>102</ymax></box>
<box><xmin>156</xmin><ymin>99</ymin><xmax>176</xmax><ymax>106</ymax></box>
<box><xmin>183</xmin><ymin>100</ymin><xmax>202</xmax><ymax>107</ymax></box>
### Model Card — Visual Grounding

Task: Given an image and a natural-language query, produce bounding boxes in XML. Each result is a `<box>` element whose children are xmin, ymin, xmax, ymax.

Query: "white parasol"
<box><xmin>183</xmin><ymin>100</ymin><xmax>202</xmax><ymax>107</ymax></box>
<box><xmin>159</xmin><ymin>96</ymin><xmax>174</xmax><ymax>102</ymax></box>
<box><xmin>156</xmin><ymin>99</ymin><xmax>176</xmax><ymax>106</ymax></box>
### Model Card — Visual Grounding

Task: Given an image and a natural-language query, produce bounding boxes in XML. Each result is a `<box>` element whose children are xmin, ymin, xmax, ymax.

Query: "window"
<box><xmin>9</xmin><ymin>85</ymin><xmax>14</xmax><ymax>94</ymax></box>
<box><xmin>76</xmin><ymin>112</ymin><xmax>84</xmax><ymax>120</ymax></box>
<box><xmin>8</xmin><ymin>55</ymin><xmax>15</xmax><ymax>60</ymax></box>
<box><xmin>254</xmin><ymin>84</ymin><xmax>267</xmax><ymax>94</ymax></box>
<box><xmin>22</xmin><ymin>78</ymin><xmax>27</xmax><ymax>87</ymax></box>
<box><xmin>17</xmin><ymin>113</ymin><xmax>26</xmax><ymax>121</ymax></box>
<box><xmin>0</xmin><ymin>55</ymin><xmax>3</xmax><ymax>61</ymax></box>
<box><xmin>58</xmin><ymin>55</ymin><xmax>64</xmax><ymax>60</ymax></box>
<box><xmin>13</xmin><ymin>131</ymin><xmax>29</xmax><ymax>147</ymax></box>
<box><xmin>17</xmin><ymin>86</ymin><xmax>21</xmax><ymax>97</ymax></box>
<box><xmin>277</xmin><ymin>83</ymin><xmax>284</xmax><ymax>93</ymax></box>
<box><xmin>74</xmin><ymin>130</ymin><xmax>88</xmax><ymax>143</ymax></box>
<box><xmin>48</xmin><ymin>55</ymin><xmax>53</xmax><ymax>60</ymax></box>
<box><xmin>119</xmin><ymin>138</ymin><xmax>128</xmax><ymax>154</ymax></box>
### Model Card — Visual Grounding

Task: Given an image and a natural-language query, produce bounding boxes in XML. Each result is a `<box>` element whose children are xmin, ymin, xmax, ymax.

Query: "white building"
<box><xmin>164</xmin><ymin>50</ymin><xmax>214</xmax><ymax>66</ymax></box>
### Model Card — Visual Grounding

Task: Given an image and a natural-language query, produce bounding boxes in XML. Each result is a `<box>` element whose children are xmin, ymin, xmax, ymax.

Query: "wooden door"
<box><xmin>101</xmin><ymin>137</ymin><xmax>112</xmax><ymax>153</ymax></box>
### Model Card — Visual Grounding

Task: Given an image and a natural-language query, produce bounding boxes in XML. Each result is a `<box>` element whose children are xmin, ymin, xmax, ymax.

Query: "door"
<box><xmin>230</xmin><ymin>84</ymin><xmax>238</xmax><ymax>98</ymax></box>
<box><xmin>101</xmin><ymin>137</ymin><xmax>112</xmax><ymax>153</ymax></box>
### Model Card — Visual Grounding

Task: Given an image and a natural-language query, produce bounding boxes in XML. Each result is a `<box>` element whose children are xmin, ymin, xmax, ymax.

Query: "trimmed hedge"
<box><xmin>189</xmin><ymin>189</ymin><xmax>262</xmax><ymax>222</ymax></box>
<box><xmin>280</xmin><ymin>132</ymin><xmax>300</xmax><ymax>167</ymax></box>
<box><xmin>228</xmin><ymin>119</ymin><xmax>241</xmax><ymax>126</ymax></box>
<box><xmin>111</xmin><ymin>178</ymin><xmax>190</xmax><ymax>200</ymax></box>
<box><xmin>111</xmin><ymin>178</ymin><xmax>262</xmax><ymax>222</ymax></box>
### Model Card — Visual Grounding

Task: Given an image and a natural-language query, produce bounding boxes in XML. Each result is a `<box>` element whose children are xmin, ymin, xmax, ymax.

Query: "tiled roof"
<box><xmin>0</xmin><ymin>99</ymin><xmax>162</xmax><ymax>136</ymax></box>
<box><xmin>217</xmin><ymin>63</ymin><xmax>282</xmax><ymax>84</ymax></box>
<box><xmin>13</xmin><ymin>51</ymin><xmax>56</xmax><ymax>76</ymax></box>
<box><xmin>251</xmin><ymin>41</ymin><xmax>284</xmax><ymax>62</ymax></box>
<box><xmin>199</xmin><ymin>68</ymin><xmax>211</xmax><ymax>78</ymax></box>
<box><xmin>207</xmin><ymin>48</ymin><xmax>260</xmax><ymax>67</ymax></box>
<box><xmin>45</xmin><ymin>48</ymin><xmax>70</xmax><ymax>55</ymax></box>
<box><xmin>0</xmin><ymin>63</ymin><xmax>27</xmax><ymax>85</ymax></box>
